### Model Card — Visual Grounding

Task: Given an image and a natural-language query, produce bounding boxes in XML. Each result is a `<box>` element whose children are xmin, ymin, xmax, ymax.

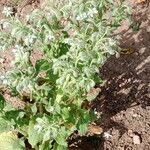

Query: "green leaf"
<box><xmin>54</xmin><ymin>103</ymin><xmax>61</xmax><ymax>114</ymax></box>
<box><xmin>4</xmin><ymin>110</ymin><xmax>27</xmax><ymax>126</ymax></box>
<box><xmin>55</xmin><ymin>92</ymin><xmax>63</xmax><ymax>103</ymax></box>
<box><xmin>55</xmin><ymin>134</ymin><xmax>67</xmax><ymax>147</ymax></box>
<box><xmin>61</xmin><ymin>107</ymin><xmax>70</xmax><ymax>121</ymax></box>
<box><xmin>78</xmin><ymin>123</ymin><xmax>88</xmax><ymax>136</ymax></box>
<box><xmin>55</xmin><ymin>127</ymin><xmax>68</xmax><ymax>147</ymax></box>
<box><xmin>0</xmin><ymin>118</ymin><xmax>11</xmax><ymax>133</ymax></box>
<box><xmin>39</xmin><ymin>141</ymin><xmax>53</xmax><ymax>150</ymax></box>
<box><xmin>0</xmin><ymin>131</ymin><xmax>25</xmax><ymax>150</ymax></box>
<box><xmin>0</xmin><ymin>94</ymin><xmax>5</xmax><ymax>110</ymax></box>
<box><xmin>43</xmin><ymin>130</ymin><xmax>51</xmax><ymax>143</ymax></box>
<box><xmin>35</xmin><ymin>59</ymin><xmax>50</xmax><ymax>73</ymax></box>
<box><xmin>28</xmin><ymin>121</ymin><xmax>43</xmax><ymax>148</ymax></box>
<box><xmin>53</xmin><ymin>143</ymin><xmax>68</xmax><ymax>150</ymax></box>
<box><xmin>31</xmin><ymin>103</ymin><xmax>37</xmax><ymax>114</ymax></box>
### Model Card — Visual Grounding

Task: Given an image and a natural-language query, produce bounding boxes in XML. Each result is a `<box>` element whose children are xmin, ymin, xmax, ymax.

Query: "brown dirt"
<box><xmin>97</xmin><ymin>3</ymin><xmax>150</xmax><ymax>149</ymax></box>
<box><xmin>0</xmin><ymin>48</ymin><xmax>14</xmax><ymax>70</ymax></box>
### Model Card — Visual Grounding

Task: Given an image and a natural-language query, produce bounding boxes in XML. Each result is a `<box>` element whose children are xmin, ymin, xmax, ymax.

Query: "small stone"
<box><xmin>127</xmin><ymin>78</ymin><xmax>131</xmax><ymax>82</ymax></box>
<box><xmin>133</xmin><ymin>134</ymin><xmax>141</xmax><ymax>145</ymax></box>
<box><xmin>103</xmin><ymin>132</ymin><xmax>112</xmax><ymax>139</ymax></box>
<box><xmin>128</xmin><ymin>129</ymin><xmax>133</xmax><ymax>137</ymax></box>
<box><xmin>132</xmin><ymin>113</ymin><xmax>138</xmax><ymax>118</ymax></box>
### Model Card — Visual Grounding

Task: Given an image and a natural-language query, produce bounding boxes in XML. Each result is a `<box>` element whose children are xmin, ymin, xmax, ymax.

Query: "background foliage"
<box><xmin>0</xmin><ymin>0</ymin><xmax>130</xmax><ymax>149</ymax></box>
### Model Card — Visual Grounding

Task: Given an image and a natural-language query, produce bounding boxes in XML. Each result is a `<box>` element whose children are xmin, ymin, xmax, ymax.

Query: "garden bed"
<box><xmin>0</xmin><ymin>0</ymin><xmax>150</xmax><ymax>150</ymax></box>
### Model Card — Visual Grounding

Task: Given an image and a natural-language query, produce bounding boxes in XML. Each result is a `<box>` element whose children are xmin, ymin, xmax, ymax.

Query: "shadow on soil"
<box><xmin>69</xmin><ymin>3</ymin><xmax>150</xmax><ymax>150</ymax></box>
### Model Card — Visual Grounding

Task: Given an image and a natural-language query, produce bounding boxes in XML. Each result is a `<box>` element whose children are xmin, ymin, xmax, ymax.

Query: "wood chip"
<box><xmin>87</xmin><ymin>124</ymin><xmax>103</xmax><ymax>135</ymax></box>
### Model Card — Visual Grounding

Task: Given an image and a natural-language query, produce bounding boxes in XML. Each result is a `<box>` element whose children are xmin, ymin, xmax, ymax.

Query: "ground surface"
<box><xmin>71</xmin><ymin>1</ymin><xmax>150</xmax><ymax>150</ymax></box>
<box><xmin>98</xmin><ymin>2</ymin><xmax>150</xmax><ymax>150</ymax></box>
<box><xmin>0</xmin><ymin>0</ymin><xmax>150</xmax><ymax>150</ymax></box>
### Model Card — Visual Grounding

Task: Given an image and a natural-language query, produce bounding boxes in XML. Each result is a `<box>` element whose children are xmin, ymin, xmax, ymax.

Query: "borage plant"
<box><xmin>0</xmin><ymin>0</ymin><xmax>130</xmax><ymax>149</ymax></box>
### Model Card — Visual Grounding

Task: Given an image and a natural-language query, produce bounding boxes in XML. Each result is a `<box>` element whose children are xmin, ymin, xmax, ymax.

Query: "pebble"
<box><xmin>133</xmin><ymin>134</ymin><xmax>141</xmax><ymax>145</ymax></box>
<box><xmin>128</xmin><ymin>129</ymin><xmax>134</xmax><ymax>137</ymax></box>
<box><xmin>132</xmin><ymin>113</ymin><xmax>138</xmax><ymax>118</ymax></box>
<box><xmin>103</xmin><ymin>132</ymin><xmax>112</xmax><ymax>139</ymax></box>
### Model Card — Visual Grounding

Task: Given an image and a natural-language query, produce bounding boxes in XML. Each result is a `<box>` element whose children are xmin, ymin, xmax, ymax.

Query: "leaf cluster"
<box><xmin>0</xmin><ymin>0</ymin><xmax>130</xmax><ymax>149</ymax></box>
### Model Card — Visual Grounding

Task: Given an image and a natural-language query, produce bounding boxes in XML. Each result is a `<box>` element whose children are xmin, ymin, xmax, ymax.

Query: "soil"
<box><xmin>97</xmin><ymin>2</ymin><xmax>150</xmax><ymax>150</ymax></box>
<box><xmin>0</xmin><ymin>0</ymin><xmax>150</xmax><ymax>150</ymax></box>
